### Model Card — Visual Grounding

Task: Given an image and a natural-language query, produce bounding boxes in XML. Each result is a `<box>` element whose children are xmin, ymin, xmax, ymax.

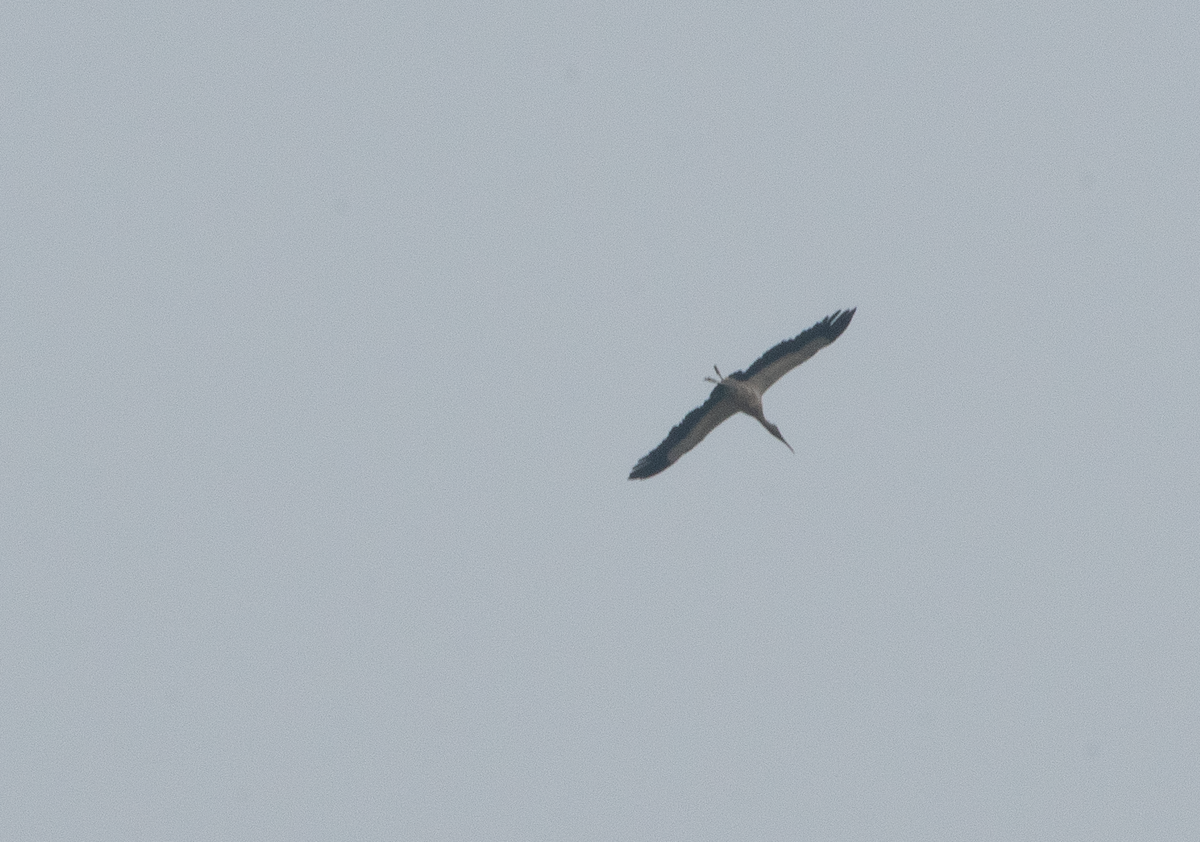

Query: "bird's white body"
<box><xmin>716</xmin><ymin>375</ymin><xmax>762</xmax><ymax>415</ymax></box>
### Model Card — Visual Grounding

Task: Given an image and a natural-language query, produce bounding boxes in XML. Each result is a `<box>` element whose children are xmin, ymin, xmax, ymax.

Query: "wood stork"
<box><xmin>629</xmin><ymin>308</ymin><xmax>855</xmax><ymax>479</ymax></box>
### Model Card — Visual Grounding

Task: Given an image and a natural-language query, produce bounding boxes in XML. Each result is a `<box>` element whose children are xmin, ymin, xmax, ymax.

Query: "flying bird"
<box><xmin>629</xmin><ymin>308</ymin><xmax>855</xmax><ymax>479</ymax></box>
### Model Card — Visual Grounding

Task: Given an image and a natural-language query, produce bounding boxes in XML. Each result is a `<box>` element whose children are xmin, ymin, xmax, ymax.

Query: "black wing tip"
<box><xmin>629</xmin><ymin>456</ymin><xmax>669</xmax><ymax>480</ymax></box>
<box><xmin>825</xmin><ymin>307</ymin><xmax>856</xmax><ymax>338</ymax></box>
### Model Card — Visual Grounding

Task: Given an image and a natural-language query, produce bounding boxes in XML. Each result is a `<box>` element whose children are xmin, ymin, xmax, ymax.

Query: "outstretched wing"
<box><xmin>629</xmin><ymin>384</ymin><xmax>739</xmax><ymax>479</ymax></box>
<box><xmin>739</xmin><ymin>308</ymin><xmax>855</xmax><ymax>394</ymax></box>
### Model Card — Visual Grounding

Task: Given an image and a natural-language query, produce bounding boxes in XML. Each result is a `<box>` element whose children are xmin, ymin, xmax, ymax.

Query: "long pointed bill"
<box><xmin>764</xmin><ymin>421</ymin><xmax>794</xmax><ymax>453</ymax></box>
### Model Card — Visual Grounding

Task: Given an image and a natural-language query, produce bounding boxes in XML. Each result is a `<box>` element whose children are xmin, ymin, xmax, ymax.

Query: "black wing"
<box><xmin>738</xmin><ymin>308</ymin><xmax>855</xmax><ymax>393</ymax></box>
<box><xmin>629</xmin><ymin>383</ymin><xmax>739</xmax><ymax>479</ymax></box>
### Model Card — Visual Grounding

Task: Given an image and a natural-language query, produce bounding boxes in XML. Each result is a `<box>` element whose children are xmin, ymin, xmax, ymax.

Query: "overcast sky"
<box><xmin>4</xmin><ymin>3</ymin><xmax>1199</xmax><ymax>840</ymax></box>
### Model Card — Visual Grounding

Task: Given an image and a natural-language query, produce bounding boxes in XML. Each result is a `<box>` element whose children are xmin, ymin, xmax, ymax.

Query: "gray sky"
<box><xmin>4</xmin><ymin>3</ymin><xmax>1199</xmax><ymax>840</ymax></box>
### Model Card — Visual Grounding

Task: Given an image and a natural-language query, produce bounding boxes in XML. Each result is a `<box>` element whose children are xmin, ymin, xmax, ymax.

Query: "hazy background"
<box><xmin>4</xmin><ymin>3</ymin><xmax>1198</xmax><ymax>839</ymax></box>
